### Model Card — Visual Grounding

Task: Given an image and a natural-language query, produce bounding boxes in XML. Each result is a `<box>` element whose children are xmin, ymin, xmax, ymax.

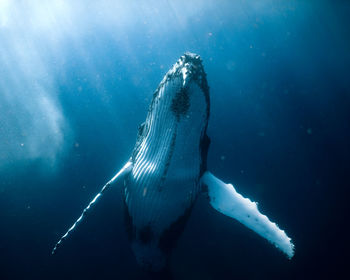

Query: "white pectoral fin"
<box><xmin>52</xmin><ymin>160</ymin><xmax>133</xmax><ymax>255</ymax></box>
<box><xmin>201</xmin><ymin>171</ymin><xmax>294</xmax><ymax>259</ymax></box>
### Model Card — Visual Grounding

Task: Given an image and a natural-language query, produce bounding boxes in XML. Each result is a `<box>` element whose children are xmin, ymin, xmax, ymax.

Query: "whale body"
<box><xmin>52</xmin><ymin>53</ymin><xmax>294</xmax><ymax>272</ymax></box>
<box><xmin>125</xmin><ymin>53</ymin><xmax>210</xmax><ymax>270</ymax></box>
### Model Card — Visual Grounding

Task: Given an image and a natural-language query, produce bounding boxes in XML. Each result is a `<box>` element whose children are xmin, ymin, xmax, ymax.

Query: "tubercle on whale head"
<box><xmin>176</xmin><ymin>52</ymin><xmax>204</xmax><ymax>86</ymax></box>
<box><xmin>153</xmin><ymin>52</ymin><xmax>210</xmax><ymax>116</ymax></box>
<box><xmin>131</xmin><ymin>52</ymin><xmax>211</xmax><ymax>163</ymax></box>
<box><xmin>181</xmin><ymin>52</ymin><xmax>210</xmax><ymax>116</ymax></box>
<box><xmin>173</xmin><ymin>53</ymin><xmax>209</xmax><ymax>98</ymax></box>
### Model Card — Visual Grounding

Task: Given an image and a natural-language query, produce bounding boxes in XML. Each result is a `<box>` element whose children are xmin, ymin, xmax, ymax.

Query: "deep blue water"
<box><xmin>1</xmin><ymin>1</ymin><xmax>349</xmax><ymax>279</ymax></box>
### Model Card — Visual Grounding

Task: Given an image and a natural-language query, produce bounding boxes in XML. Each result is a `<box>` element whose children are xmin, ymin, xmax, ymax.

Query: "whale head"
<box><xmin>157</xmin><ymin>52</ymin><xmax>209</xmax><ymax>121</ymax></box>
<box><xmin>165</xmin><ymin>52</ymin><xmax>210</xmax><ymax>118</ymax></box>
<box><xmin>132</xmin><ymin>52</ymin><xmax>210</xmax><ymax>167</ymax></box>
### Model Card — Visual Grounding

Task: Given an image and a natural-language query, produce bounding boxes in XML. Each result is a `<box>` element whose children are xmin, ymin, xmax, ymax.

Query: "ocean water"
<box><xmin>0</xmin><ymin>1</ymin><xmax>349</xmax><ymax>279</ymax></box>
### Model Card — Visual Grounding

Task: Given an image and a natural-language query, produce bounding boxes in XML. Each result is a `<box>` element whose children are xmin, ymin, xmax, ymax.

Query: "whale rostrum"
<box><xmin>52</xmin><ymin>52</ymin><xmax>294</xmax><ymax>271</ymax></box>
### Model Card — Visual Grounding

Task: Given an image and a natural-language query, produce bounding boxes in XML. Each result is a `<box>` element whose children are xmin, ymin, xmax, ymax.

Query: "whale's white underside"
<box><xmin>126</xmin><ymin>78</ymin><xmax>207</xmax><ymax>234</ymax></box>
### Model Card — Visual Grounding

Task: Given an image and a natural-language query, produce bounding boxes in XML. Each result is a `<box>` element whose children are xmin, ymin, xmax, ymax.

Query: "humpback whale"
<box><xmin>52</xmin><ymin>52</ymin><xmax>294</xmax><ymax>272</ymax></box>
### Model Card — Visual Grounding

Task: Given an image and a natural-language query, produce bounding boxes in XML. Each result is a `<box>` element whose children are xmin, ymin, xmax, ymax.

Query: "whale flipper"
<box><xmin>52</xmin><ymin>160</ymin><xmax>133</xmax><ymax>255</ymax></box>
<box><xmin>201</xmin><ymin>171</ymin><xmax>294</xmax><ymax>259</ymax></box>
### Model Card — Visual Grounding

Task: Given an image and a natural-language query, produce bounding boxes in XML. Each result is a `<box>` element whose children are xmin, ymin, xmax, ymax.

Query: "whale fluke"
<box><xmin>52</xmin><ymin>160</ymin><xmax>133</xmax><ymax>255</ymax></box>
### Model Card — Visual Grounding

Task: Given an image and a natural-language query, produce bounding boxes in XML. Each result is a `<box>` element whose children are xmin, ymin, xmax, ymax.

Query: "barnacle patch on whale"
<box><xmin>171</xmin><ymin>87</ymin><xmax>190</xmax><ymax>119</ymax></box>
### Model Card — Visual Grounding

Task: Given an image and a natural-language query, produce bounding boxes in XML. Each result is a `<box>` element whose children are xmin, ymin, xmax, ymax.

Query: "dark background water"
<box><xmin>0</xmin><ymin>1</ymin><xmax>349</xmax><ymax>279</ymax></box>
